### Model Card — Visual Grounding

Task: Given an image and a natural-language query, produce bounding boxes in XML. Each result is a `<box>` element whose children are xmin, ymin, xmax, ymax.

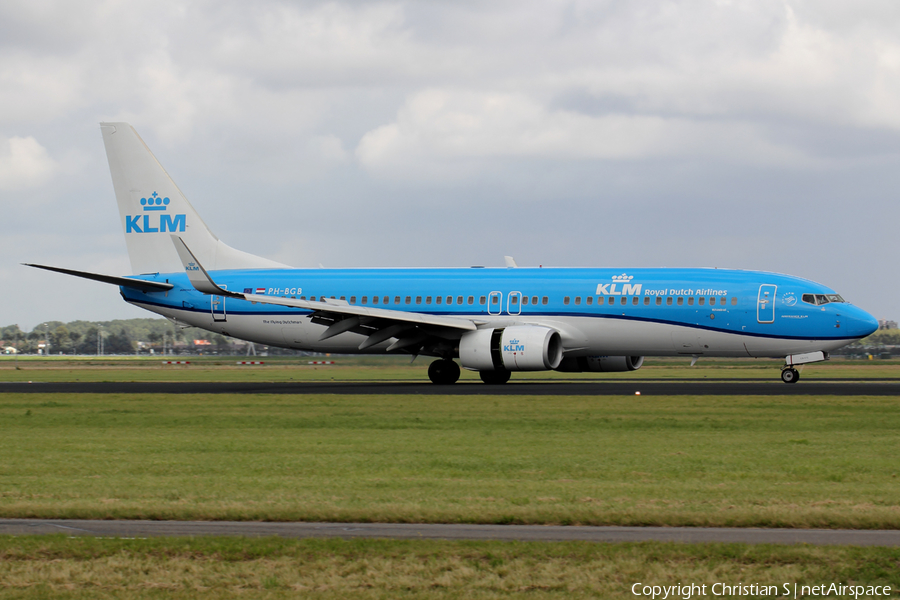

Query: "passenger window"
<box><xmin>480</xmin><ymin>296</ymin><xmax>486</xmax><ymax>305</ymax></box>
<box><xmin>309</xmin><ymin>296</ymin><xmax>315</xmax><ymax>301</ymax></box>
<box><xmin>687</xmin><ymin>297</ymin><xmax>694</xmax><ymax>306</ymax></box>
<box><xmin>371</xmin><ymin>296</ymin><xmax>377</xmax><ymax>304</ymax></box>
<box><xmin>542</xmin><ymin>296</ymin><xmax>548</xmax><ymax>305</ymax></box>
<box><xmin>361</xmin><ymin>296</ymin><xmax>367</xmax><ymax>304</ymax></box>
<box><xmin>574</xmin><ymin>297</ymin><xmax>581</xmax><ymax>305</ymax></box>
<box><xmin>522</xmin><ymin>296</ymin><xmax>529</xmax><ymax>305</ymax></box>
<box><xmin>491</xmin><ymin>295</ymin><xmax>499</xmax><ymax>304</ymax></box>
<box><xmin>656</xmin><ymin>297</ymin><xmax>661</xmax><ymax>305</ymax></box>
<box><xmin>350</xmin><ymin>296</ymin><xmax>357</xmax><ymax>304</ymax></box>
<box><xmin>608</xmin><ymin>297</ymin><xmax>614</xmax><ymax>305</ymax></box>
<box><xmin>436</xmin><ymin>296</ymin><xmax>442</xmax><ymax>304</ymax></box>
<box><xmin>586</xmin><ymin>296</ymin><xmax>592</xmax><ymax>305</ymax></box>
<box><xmin>446</xmin><ymin>296</ymin><xmax>453</xmax><ymax>305</ymax></box>
<box><xmin>339</xmin><ymin>296</ymin><xmax>345</xmax><ymax>301</ymax></box>
<box><xmin>395</xmin><ymin>296</ymin><xmax>401</xmax><ymax>304</ymax></box>
<box><xmin>384</xmin><ymin>296</ymin><xmax>389</xmax><ymax>304</ymax></box>
<box><xmin>300</xmin><ymin>296</ymin><xmax>306</xmax><ymax>300</ymax></box>
<box><xmin>416</xmin><ymin>296</ymin><xmax>422</xmax><ymax>304</ymax></box>
<box><xmin>405</xmin><ymin>296</ymin><xmax>411</xmax><ymax>304</ymax></box>
<box><xmin>457</xmin><ymin>296</ymin><xmax>464</xmax><ymax>305</ymax></box>
<box><xmin>698</xmin><ymin>297</ymin><xmax>704</xmax><ymax>306</ymax></box>
<box><xmin>426</xmin><ymin>296</ymin><xmax>432</xmax><ymax>304</ymax></box>
<box><xmin>677</xmin><ymin>297</ymin><xmax>683</xmax><ymax>305</ymax></box>
<box><xmin>467</xmin><ymin>296</ymin><xmax>474</xmax><ymax>305</ymax></box>
<box><xmin>667</xmin><ymin>297</ymin><xmax>673</xmax><ymax>305</ymax></box>
<box><xmin>532</xmin><ymin>296</ymin><xmax>538</xmax><ymax>305</ymax></box>
<box><xmin>731</xmin><ymin>297</ymin><xmax>737</xmax><ymax>306</ymax></box>
<box><xmin>511</xmin><ymin>296</ymin><xmax>518</xmax><ymax>304</ymax></box>
<box><xmin>633</xmin><ymin>297</ymin><xmax>639</xmax><ymax>305</ymax></box>
<box><xmin>620</xmin><ymin>297</ymin><xmax>626</xmax><ymax>305</ymax></box>
<box><xmin>709</xmin><ymin>297</ymin><xmax>716</xmax><ymax>306</ymax></box>
<box><xmin>564</xmin><ymin>297</ymin><xmax>570</xmax><ymax>305</ymax></box>
<box><xmin>643</xmin><ymin>297</ymin><xmax>649</xmax><ymax>305</ymax></box>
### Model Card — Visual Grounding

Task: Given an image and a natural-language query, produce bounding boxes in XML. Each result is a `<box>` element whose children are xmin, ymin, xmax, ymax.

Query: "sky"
<box><xmin>2</xmin><ymin>0</ymin><xmax>900</xmax><ymax>331</ymax></box>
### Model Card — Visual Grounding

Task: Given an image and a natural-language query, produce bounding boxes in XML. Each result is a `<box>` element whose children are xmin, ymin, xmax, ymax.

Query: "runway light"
<box><xmin>635</xmin><ymin>391</ymin><xmax>641</xmax><ymax>395</ymax></box>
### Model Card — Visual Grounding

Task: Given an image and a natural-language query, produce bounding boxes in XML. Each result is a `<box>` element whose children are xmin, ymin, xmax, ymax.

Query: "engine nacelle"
<box><xmin>459</xmin><ymin>326</ymin><xmax>563</xmax><ymax>371</ymax></box>
<box><xmin>555</xmin><ymin>355</ymin><xmax>644</xmax><ymax>373</ymax></box>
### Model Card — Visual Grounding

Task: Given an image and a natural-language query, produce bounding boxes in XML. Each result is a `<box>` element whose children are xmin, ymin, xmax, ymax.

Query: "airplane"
<box><xmin>26</xmin><ymin>123</ymin><xmax>879</xmax><ymax>384</ymax></box>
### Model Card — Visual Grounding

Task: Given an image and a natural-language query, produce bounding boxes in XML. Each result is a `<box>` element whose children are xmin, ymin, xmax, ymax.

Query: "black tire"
<box><xmin>428</xmin><ymin>359</ymin><xmax>460</xmax><ymax>385</ymax></box>
<box><xmin>479</xmin><ymin>369</ymin><xmax>511</xmax><ymax>384</ymax></box>
<box><xmin>781</xmin><ymin>368</ymin><xmax>799</xmax><ymax>384</ymax></box>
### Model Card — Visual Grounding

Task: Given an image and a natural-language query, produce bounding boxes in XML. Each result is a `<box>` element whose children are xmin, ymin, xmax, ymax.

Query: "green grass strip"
<box><xmin>0</xmin><ymin>535</ymin><xmax>897</xmax><ymax>599</ymax></box>
<box><xmin>1</xmin><ymin>393</ymin><xmax>899</xmax><ymax>528</ymax></box>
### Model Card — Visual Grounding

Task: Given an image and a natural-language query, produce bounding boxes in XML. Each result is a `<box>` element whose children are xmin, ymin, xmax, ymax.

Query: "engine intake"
<box><xmin>555</xmin><ymin>355</ymin><xmax>644</xmax><ymax>372</ymax></box>
<box><xmin>459</xmin><ymin>326</ymin><xmax>563</xmax><ymax>371</ymax></box>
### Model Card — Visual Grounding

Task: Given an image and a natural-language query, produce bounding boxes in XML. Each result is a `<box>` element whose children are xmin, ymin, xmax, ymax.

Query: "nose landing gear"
<box><xmin>780</xmin><ymin>367</ymin><xmax>800</xmax><ymax>384</ymax></box>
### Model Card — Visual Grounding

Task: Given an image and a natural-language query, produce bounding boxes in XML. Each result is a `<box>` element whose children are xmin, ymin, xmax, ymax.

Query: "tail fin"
<box><xmin>100</xmin><ymin>123</ymin><xmax>289</xmax><ymax>274</ymax></box>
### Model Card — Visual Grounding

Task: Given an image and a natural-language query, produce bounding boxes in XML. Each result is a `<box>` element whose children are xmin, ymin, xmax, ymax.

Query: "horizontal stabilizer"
<box><xmin>23</xmin><ymin>263</ymin><xmax>173</xmax><ymax>292</ymax></box>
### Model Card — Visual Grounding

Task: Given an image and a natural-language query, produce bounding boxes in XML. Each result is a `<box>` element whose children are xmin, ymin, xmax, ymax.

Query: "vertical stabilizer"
<box><xmin>100</xmin><ymin>123</ymin><xmax>288</xmax><ymax>274</ymax></box>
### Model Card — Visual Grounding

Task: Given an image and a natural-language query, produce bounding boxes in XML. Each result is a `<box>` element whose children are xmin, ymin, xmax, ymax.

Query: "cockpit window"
<box><xmin>802</xmin><ymin>293</ymin><xmax>846</xmax><ymax>306</ymax></box>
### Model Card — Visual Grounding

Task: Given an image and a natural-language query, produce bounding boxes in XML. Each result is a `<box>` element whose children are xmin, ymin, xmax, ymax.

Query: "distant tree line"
<box><xmin>1</xmin><ymin>319</ymin><xmax>309</xmax><ymax>356</ymax></box>
<box><xmin>832</xmin><ymin>329</ymin><xmax>900</xmax><ymax>357</ymax></box>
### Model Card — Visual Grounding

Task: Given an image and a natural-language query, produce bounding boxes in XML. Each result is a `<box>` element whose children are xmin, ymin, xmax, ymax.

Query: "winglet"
<box><xmin>504</xmin><ymin>256</ymin><xmax>518</xmax><ymax>268</ymax></box>
<box><xmin>170</xmin><ymin>235</ymin><xmax>243</xmax><ymax>298</ymax></box>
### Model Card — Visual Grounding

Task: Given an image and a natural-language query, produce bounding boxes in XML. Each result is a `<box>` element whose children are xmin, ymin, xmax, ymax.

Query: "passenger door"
<box><xmin>757</xmin><ymin>284</ymin><xmax>776</xmax><ymax>324</ymax></box>
<box><xmin>211</xmin><ymin>287</ymin><xmax>227</xmax><ymax>322</ymax></box>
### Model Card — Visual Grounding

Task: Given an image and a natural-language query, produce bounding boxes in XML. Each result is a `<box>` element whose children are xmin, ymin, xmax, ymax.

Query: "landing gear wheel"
<box><xmin>479</xmin><ymin>369</ymin><xmax>511</xmax><ymax>385</ymax></box>
<box><xmin>428</xmin><ymin>359</ymin><xmax>460</xmax><ymax>385</ymax></box>
<box><xmin>781</xmin><ymin>368</ymin><xmax>800</xmax><ymax>384</ymax></box>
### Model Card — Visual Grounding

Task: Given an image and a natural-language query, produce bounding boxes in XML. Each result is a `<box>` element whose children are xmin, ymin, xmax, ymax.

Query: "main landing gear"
<box><xmin>781</xmin><ymin>368</ymin><xmax>800</xmax><ymax>384</ymax></box>
<box><xmin>428</xmin><ymin>359</ymin><xmax>460</xmax><ymax>385</ymax></box>
<box><xmin>479</xmin><ymin>369</ymin><xmax>511</xmax><ymax>385</ymax></box>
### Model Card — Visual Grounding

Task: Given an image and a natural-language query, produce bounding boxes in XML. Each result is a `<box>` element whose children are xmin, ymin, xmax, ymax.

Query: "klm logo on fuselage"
<box><xmin>504</xmin><ymin>338</ymin><xmax>525</xmax><ymax>352</ymax></box>
<box><xmin>596</xmin><ymin>273</ymin><xmax>642</xmax><ymax>296</ymax></box>
<box><xmin>126</xmin><ymin>192</ymin><xmax>186</xmax><ymax>233</ymax></box>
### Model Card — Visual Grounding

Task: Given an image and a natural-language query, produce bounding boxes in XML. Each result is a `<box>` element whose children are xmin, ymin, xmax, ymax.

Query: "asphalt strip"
<box><xmin>3</xmin><ymin>380</ymin><xmax>900</xmax><ymax>395</ymax></box>
<box><xmin>1</xmin><ymin>519</ymin><xmax>898</xmax><ymax>546</ymax></box>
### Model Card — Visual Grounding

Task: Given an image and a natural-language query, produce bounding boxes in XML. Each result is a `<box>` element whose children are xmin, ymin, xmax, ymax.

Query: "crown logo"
<box><xmin>611</xmin><ymin>273</ymin><xmax>633</xmax><ymax>282</ymax></box>
<box><xmin>141</xmin><ymin>191</ymin><xmax>170</xmax><ymax>211</ymax></box>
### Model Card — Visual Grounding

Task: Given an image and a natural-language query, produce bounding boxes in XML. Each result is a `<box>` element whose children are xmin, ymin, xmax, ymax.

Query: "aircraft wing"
<box><xmin>171</xmin><ymin>236</ymin><xmax>478</xmax><ymax>352</ymax></box>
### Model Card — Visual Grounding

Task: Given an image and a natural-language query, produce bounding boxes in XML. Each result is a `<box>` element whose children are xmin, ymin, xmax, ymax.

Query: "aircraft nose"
<box><xmin>845</xmin><ymin>305</ymin><xmax>878</xmax><ymax>339</ymax></box>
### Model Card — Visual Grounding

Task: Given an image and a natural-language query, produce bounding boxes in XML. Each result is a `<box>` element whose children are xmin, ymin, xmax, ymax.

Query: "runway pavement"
<box><xmin>2</xmin><ymin>380</ymin><xmax>900</xmax><ymax>395</ymax></box>
<box><xmin>1</xmin><ymin>519</ymin><xmax>898</xmax><ymax>546</ymax></box>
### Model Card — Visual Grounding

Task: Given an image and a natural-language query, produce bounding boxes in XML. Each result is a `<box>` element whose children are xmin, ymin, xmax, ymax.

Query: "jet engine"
<box><xmin>554</xmin><ymin>355</ymin><xmax>644</xmax><ymax>372</ymax></box>
<box><xmin>459</xmin><ymin>326</ymin><xmax>563</xmax><ymax>371</ymax></box>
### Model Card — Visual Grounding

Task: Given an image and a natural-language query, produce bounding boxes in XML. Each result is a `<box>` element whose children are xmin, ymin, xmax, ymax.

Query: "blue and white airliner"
<box><xmin>27</xmin><ymin>123</ymin><xmax>878</xmax><ymax>384</ymax></box>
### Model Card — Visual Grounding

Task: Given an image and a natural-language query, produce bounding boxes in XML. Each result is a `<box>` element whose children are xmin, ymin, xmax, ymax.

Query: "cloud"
<box><xmin>0</xmin><ymin>135</ymin><xmax>56</xmax><ymax>190</ymax></box>
<box><xmin>355</xmin><ymin>89</ymin><xmax>810</xmax><ymax>179</ymax></box>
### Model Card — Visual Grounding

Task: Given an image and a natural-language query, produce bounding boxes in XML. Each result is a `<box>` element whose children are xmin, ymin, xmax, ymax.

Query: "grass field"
<box><xmin>2</xmin><ymin>355</ymin><xmax>900</xmax><ymax>382</ymax></box>
<box><xmin>0</xmin><ymin>536</ymin><xmax>897</xmax><ymax>599</ymax></box>
<box><xmin>2</xmin><ymin>361</ymin><xmax>899</xmax><ymax>597</ymax></box>
<box><xmin>1</xmin><ymin>391</ymin><xmax>899</xmax><ymax>528</ymax></box>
